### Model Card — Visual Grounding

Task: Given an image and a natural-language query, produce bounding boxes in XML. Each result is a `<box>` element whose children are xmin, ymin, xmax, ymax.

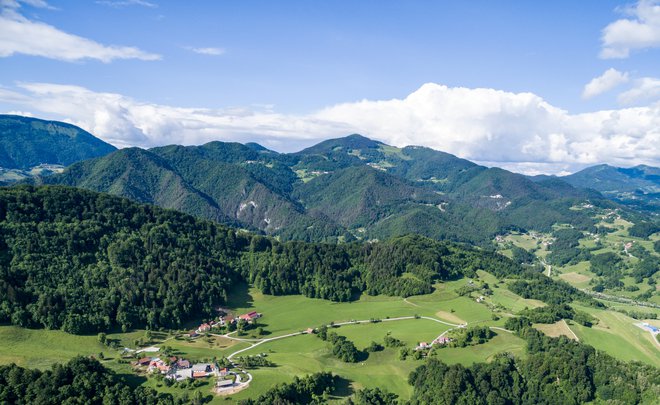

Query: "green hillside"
<box><xmin>0</xmin><ymin>185</ymin><xmax>587</xmax><ymax>333</ymax></box>
<box><xmin>0</xmin><ymin>185</ymin><xmax>657</xmax><ymax>404</ymax></box>
<box><xmin>36</xmin><ymin>133</ymin><xmax>614</xmax><ymax>245</ymax></box>
<box><xmin>0</xmin><ymin>115</ymin><xmax>116</xmax><ymax>170</ymax></box>
<box><xmin>562</xmin><ymin>164</ymin><xmax>660</xmax><ymax>211</ymax></box>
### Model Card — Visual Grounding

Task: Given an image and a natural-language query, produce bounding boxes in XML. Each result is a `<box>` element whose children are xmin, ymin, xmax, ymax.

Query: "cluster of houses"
<box><xmin>191</xmin><ymin>311</ymin><xmax>263</xmax><ymax>337</ymax></box>
<box><xmin>136</xmin><ymin>356</ymin><xmax>228</xmax><ymax>381</ymax></box>
<box><xmin>415</xmin><ymin>336</ymin><xmax>453</xmax><ymax>351</ymax></box>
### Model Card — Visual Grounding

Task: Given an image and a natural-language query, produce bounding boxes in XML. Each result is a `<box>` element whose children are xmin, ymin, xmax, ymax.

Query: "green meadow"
<box><xmin>571</xmin><ymin>304</ymin><xmax>660</xmax><ymax>366</ymax></box>
<box><xmin>1</xmin><ymin>274</ymin><xmax>657</xmax><ymax>404</ymax></box>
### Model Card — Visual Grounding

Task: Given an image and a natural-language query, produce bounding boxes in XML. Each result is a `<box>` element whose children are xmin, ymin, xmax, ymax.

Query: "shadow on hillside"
<box><xmin>332</xmin><ymin>376</ymin><xmax>354</xmax><ymax>398</ymax></box>
<box><xmin>119</xmin><ymin>372</ymin><xmax>148</xmax><ymax>388</ymax></box>
<box><xmin>227</xmin><ymin>282</ymin><xmax>254</xmax><ymax>309</ymax></box>
<box><xmin>357</xmin><ymin>350</ymin><xmax>370</xmax><ymax>362</ymax></box>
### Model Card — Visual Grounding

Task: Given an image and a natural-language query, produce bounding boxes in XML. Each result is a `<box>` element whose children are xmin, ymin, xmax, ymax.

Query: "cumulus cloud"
<box><xmin>0</xmin><ymin>82</ymin><xmax>337</xmax><ymax>149</ymax></box>
<box><xmin>0</xmin><ymin>0</ymin><xmax>160</xmax><ymax>62</ymax></box>
<box><xmin>582</xmin><ymin>68</ymin><xmax>629</xmax><ymax>99</ymax></box>
<box><xmin>187</xmin><ymin>47</ymin><xmax>225</xmax><ymax>56</ymax></box>
<box><xmin>618</xmin><ymin>77</ymin><xmax>660</xmax><ymax>104</ymax></box>
<box><xmin>600</xmin><ymin>0</ymin><xmax>660</xmax><ymax>59</ymax></box>
<box><xmin>0</xmin><ymin>82</ymin><xmax>659</xmax><ymax>174</ymax></box>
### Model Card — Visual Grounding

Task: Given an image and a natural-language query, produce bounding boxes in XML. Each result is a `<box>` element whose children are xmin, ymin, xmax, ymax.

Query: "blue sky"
<box><xmin>1</xmin><ymin>0</ymin><xmax>659</xmax><ymax>174</ymax></box>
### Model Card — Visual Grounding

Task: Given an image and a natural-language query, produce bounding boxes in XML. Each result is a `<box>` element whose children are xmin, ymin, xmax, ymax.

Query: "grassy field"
<box><xmin>533</xmin><ymin>320</ymin><xmax>577</xmax><ymax>340</ymax></box>
<box><xmin>1</xmin><ymin>273</ymin><xmax>657</xmax><ymax>404</ymax></box>
<box><xmin>571</xmin><ymin>305</ymin><xmax>660</xmax><ymax>366</ymax></box>
<box><xmin>228</xmin><ymin>321</ymin><xmax>527</xmax><ymax>403</ymax></box>
<box><xmin>0</xmin><ymin>326</ymin><xmax>107</xmax><ymax>369</ymax></box>
<box><xmin>559</xmin><ymin>271</ymin><xmax>592</xmax><ymax>289</ymax></box>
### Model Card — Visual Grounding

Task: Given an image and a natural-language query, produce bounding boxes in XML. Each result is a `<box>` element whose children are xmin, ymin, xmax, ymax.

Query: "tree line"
<box><xmin>0</xmin><ymin>186</ymin><xmax>596</xmax><ymax>335</ymax></box>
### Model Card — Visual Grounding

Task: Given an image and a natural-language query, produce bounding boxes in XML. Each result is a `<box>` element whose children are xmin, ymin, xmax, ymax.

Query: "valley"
<box><xmin>1</xmin><ymin>275</ymin><xmax>657</xmax><ymax>404</ymax></box>
<box><xmin>0</xmin><ymin>117</ymin><xmax>657</xmax><ymax>404</ymax></box>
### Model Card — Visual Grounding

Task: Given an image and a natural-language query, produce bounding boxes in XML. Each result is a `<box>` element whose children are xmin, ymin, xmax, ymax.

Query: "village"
<box><xmin>131</xmin><ymin>310</ymin><xmax>263</xmax><ymax>394</ymax></box>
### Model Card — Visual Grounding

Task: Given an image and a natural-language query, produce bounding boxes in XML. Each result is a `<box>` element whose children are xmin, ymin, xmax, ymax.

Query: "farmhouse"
<box><xmin>197</xmin><ymin>323</ymin><xmax>211</xmax><ymax>333</ymax></box>
<box><xmin>434</xmin><ymin>336</ymin><xmax>452</xmax><ymax>345</ymax></box>
<box><xmin>415</xmin><ymin>342</ymin><xmax>430</xmax><ymax>350</ymax></box>
<box><xmin>238</xmin><ymin>311</ymin><xmax>263</xmax><ymax>323</ymax></box>
<box><xmin>190</xmin><ymin>363</ymin><xmax>216</xmax><ymax>378</ymax></box>
<box><xmin>137</xmin><ymin>357</ymin><xmax>151</xmax><ymax>366</ymax></box>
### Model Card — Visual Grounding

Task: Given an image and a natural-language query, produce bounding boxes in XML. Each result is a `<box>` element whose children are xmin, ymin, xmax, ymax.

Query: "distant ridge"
<box><xmin>0</xmin><ymin>115</ymin><xmax>116</xmax><ymax>169</ymax></box>
<box><xmin>562</xmin><ymin>164</ymin><xmax>659</xmax><ymax>211</ymax></box>
<box><xmin>40</xmin><ymin>131</ymin><xmax>605</xmax><ymax>244</ymax></box>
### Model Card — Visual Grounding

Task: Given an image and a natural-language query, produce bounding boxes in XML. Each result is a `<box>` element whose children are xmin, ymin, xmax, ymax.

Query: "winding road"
<box><xmin>214</xmin><ymin>313</ymin><xmax>510</xmax><ymax>392</ymax></box>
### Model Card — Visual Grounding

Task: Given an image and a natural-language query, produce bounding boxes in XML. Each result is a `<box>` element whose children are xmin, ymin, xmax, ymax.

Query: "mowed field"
<box><xmin>0</xmin><ymin>326</ymin><xmax>107</xmax><ymax>369</ymax></box>
<box><xmin>570</xmin><ymin>304</ymin><xmax>660</xmax><ymax>366</ymax></box>
<box><xmin>1</xmin><ymin>275</ymin><xmax>657</xmax><ymax>404</ymax></box>
<box><xmin>533</xmin><ymin>320</ymin><xmax>578</xmax><ymax>340</ymax></box>
<box><xmin>229</xmin><ymin>320</ymin><xmax>527</xmax><ymax>403</ymax></box>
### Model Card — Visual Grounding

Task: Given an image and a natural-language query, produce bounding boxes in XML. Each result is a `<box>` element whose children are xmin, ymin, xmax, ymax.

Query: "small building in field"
<box><xmin>137</xmin><ymin>357</ymin><xmax>151</xmax><ymax>366</ymax></box>
<box><xmin>434</xmin><ymin>336</ymin><xmax>452</xmax><ymax>345</ymax></box>
<box><xmin>415</xmin><ymin>342</ymin><xmax>430</xmax><ymax>350</ymax></box>
<box><xmin>238</xmin><ymin>311</ymin><xmax>263</xmax><ymax>323</ymax></box>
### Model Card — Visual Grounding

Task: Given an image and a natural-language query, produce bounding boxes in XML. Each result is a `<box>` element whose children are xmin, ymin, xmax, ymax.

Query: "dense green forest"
<box><xmin>36</xmin><ymin>133</ymin><xmax>613</xmax><ymax>245</ymax></box>
<box><xmin>0</xmin><ymin>356</ymin><xmax>176</xmax><ymax>404</ymax></box>
<box><xmin>0</xmin><ymin>185</ymin><xmax>244</xmax><ymax>333</ymax></box>
<box><xmin>0</xmin><ymin>186</ymin><xmax>600</xmax><ymax>335</ymax></box>
<box><xmin>0</xmin><ymin>115</ymin><xmax>116</xmax><ymax>170</ymax></box>
<box><xmin>408</xmin><ymin>328</ymin><xmax>660</xmax><ymax>405</ymax></box>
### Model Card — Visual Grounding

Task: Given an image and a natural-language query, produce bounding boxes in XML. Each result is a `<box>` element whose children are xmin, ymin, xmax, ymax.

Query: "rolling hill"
<box><xmin>0</xmin><ymin>115</ymin><xmax>116</xmax><ymax>170</ymax></box>
<box><xmin>36</xmin><ymin>133</ymin><xmax>610</xmax><ymax>243</ymax></box>
<box><xmin>562</xmin><ymin>164</ymin><xmax>659</xmax><ymax>211</ymax></box>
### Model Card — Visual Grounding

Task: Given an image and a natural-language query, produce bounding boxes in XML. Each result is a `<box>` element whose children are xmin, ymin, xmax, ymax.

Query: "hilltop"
<box><xmin>37</xmin><ymin>133</ymin><xmax>604</xmax><ymax>244</ymax></box>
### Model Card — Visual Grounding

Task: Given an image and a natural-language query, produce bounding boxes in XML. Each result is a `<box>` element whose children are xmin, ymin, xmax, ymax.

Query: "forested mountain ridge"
<box><xmin>36</xmin><ymin>133</ymin><xmax>611</xmax><ymax>244</ymax></box>
<box><xmin>0</xmin><ymin>185</ymin><xmax>588</xmax><ymax>333</ymax></box>
<box><xmin>0</xmin><ymin>115</ymin><xmax>116</xmax><ymax>170</ymax></box>
<box><xmin>561</xmin><ymin>164</ymin><xmax>660</xmax><ymax>211</ymax></box>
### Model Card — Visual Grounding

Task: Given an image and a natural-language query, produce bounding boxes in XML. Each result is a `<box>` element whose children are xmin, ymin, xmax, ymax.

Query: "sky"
<box><xmin>0</xmin><ymin>0</ymin><xmax>659</xmax><ymax>175</ymax></box>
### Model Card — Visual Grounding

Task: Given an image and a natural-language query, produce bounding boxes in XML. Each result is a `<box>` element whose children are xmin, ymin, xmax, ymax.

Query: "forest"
<box><xmin>408</xmin><ymin>328</ymin><xmax>660</xmax><ymax>405</ymax></box>
<box><xmin>0</xmin><ymin>185</ymin><xmax>582</xmax><ymax>334</ymax></box>
<box><xmin>0</xmin><ymin>356</ymin><xmax>176</xmax><ymax>404</ymax></box>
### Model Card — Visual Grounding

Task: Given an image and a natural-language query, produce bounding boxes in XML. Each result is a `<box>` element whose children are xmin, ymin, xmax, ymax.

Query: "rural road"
<box><xmin>213</xmin><ymin>314</ymin><xmax>513</xmax><ymax>393</ymax></box>
<box><xmin>217</xmin><ymin>314</ymin><xmax>468</xmax><ymax>391</ymax></box>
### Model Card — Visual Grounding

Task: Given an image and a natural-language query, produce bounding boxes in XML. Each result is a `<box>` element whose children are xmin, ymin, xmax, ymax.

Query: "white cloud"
<box><xmin>601</xmin><ymin>0</ymin><xmax>660</xmax><ymax>59</ymax></box>
<box><xmin>0</xmin><ymin>82</ymin><xmax>659</xmax><ymax>174</ymax></box>
<box><xmin>618</xmin><ymin>77</ymin><xmax>660</xmax><ymax>104</ymax></box>
<box><xmin>187</xmin><ymin>47</ymin><xmax>225</xmax><ymax>56</ymax></box>
<box><xmin>582</xmin><ymin>68</ymin><xmax>629</xmax><ymax>99</ymax></box>
<box><xmin>0</xmin><ymin>1</ymin><xmax>160</xmax><ymax>62</ymax></box>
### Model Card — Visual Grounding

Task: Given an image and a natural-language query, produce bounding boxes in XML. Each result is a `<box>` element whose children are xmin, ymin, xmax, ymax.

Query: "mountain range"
<box><xmin>562</xmin><ymin>164</ymin><xmax>659</xmax><ymax>211</ymax></box>
<box><xmin>0</xmin><ymin>115</ymin><xmax>116</xmax><ymax>183</ymax></box>
<box><xmin>2</xmin><ymin>114</ymin><xmax>655</xmax><ymax>244</ymax></box>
